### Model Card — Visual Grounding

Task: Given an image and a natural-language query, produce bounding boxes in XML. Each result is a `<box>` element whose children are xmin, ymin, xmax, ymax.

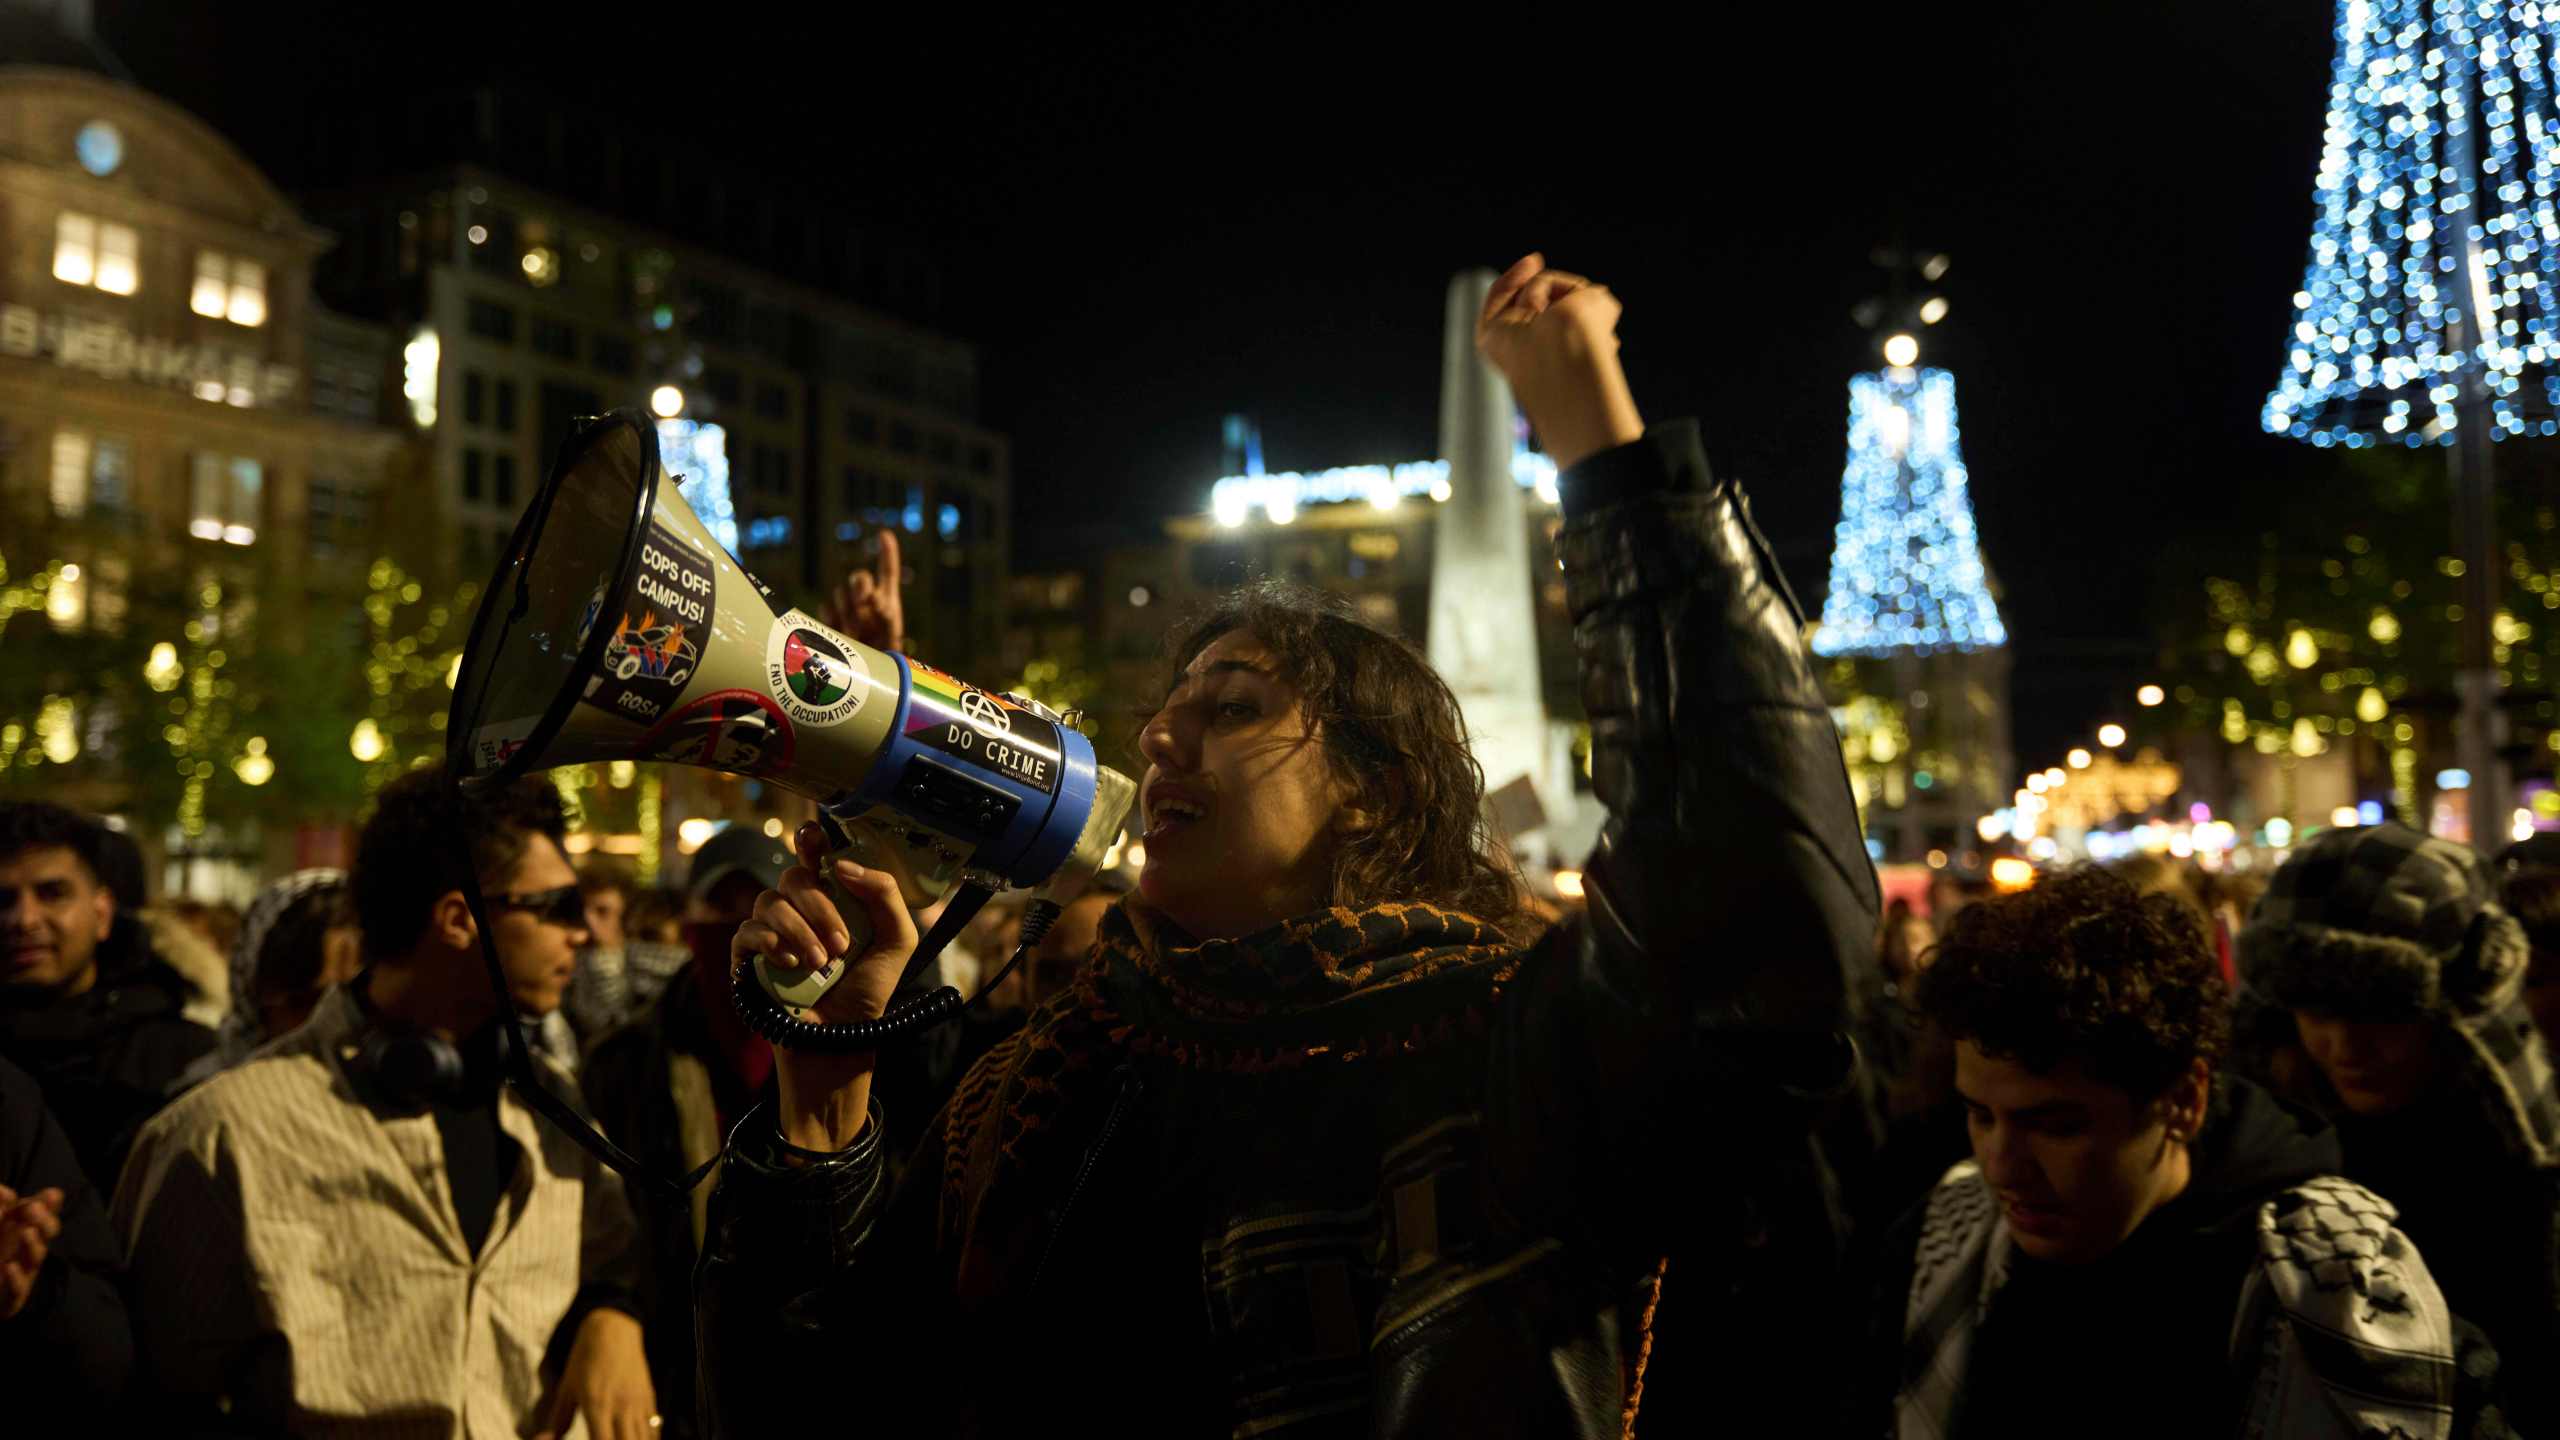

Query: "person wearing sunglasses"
<box><xmin>113</xmin><ymin>766</ymin><xmax>659</xmax><ymax>1440</ymax></box>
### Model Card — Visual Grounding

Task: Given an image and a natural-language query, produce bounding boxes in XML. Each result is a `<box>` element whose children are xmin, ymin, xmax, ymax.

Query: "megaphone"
<box><xmin>448</xmin><ymin>408</ymin><xmax>1134</xmax><ymax>1053</ymax></box>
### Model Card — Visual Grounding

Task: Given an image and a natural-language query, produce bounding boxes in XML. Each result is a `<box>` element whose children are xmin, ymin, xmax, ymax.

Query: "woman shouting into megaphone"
<box><xmin>699</xmin><ymin>255</ymin><xmax>1878</xmax><ymax>1437</ymax></box>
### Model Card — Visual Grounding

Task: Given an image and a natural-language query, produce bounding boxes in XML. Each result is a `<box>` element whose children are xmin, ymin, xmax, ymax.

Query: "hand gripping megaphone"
<box><xmin>447</xmin><ymin>408</ymin><xmax>1134</xmax><ymax>1059</ymax></box>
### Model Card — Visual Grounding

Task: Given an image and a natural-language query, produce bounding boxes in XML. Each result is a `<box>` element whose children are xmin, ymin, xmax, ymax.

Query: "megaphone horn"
<box><xmin>448</xmin><ymin>408</ymin><xmax>1135</xmax><ymax>1049</ymax></box>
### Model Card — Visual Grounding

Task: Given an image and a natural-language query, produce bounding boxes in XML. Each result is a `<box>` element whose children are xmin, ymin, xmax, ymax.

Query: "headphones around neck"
<box><xmin>340</xmin><ymin>972</ymin><xmax>469</xmax><ymax>1116</ymax></box>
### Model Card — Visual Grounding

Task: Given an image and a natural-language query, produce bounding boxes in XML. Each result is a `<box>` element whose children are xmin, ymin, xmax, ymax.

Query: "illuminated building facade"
<box><xmin>0</xmin><ymin>63</ymin><xmax>416</xmax><ymax>893</ymax></box>
<box><xmin>297</xmin><ymin>164</ymin><xmax>1013</xmax><ymax>879</ymax></box>
<box><xmin>304</xmin><ymin>166</ymin><xmax>1012</xmax><ymax>675</ymax></box>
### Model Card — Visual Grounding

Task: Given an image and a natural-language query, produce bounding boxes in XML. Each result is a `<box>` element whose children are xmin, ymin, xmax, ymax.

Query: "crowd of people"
<box><xmin>0</xmin><ymin>776</ymin><xmax>1108</xmax><ymax>1435</ymax></box>
<box><xmin>0</xmin><ymin>254</ymin><xmax>2554</xmax><ymax>1435</ymax></box>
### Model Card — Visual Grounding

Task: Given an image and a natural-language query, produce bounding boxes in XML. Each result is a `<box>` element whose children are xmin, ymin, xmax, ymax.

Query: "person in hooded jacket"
<box><xmin>1853</xmin><ymin>864</ymin><xmax>2515</xmax><ymax>1438</ymax></box>
<box><xmin>691</xmin><ymin>255</ymin><xmax>1876</xmax><ymax>1437</ymax></box>
<box><xmin>0</xmin><ymin>802</ymin><xmax>213</xmax><ymax>1193</ymax></box>
<box><xmin>168</xmin><ymin>869</ymin><xmax>363</xmax><ymax>1094</ymax></box>
<box><xmin>2234</xmin><ymin>822</ymin><xmax>2560</xmax><ymax>1432</ymax></box>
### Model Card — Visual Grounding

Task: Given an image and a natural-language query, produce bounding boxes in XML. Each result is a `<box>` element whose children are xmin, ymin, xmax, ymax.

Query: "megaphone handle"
<box><xmin>748</xmin><ymin>844</ymin><xmax>874</xmax><ymax>1012</ymax></box>
<box><xmin>736</xmin><ymin>866</ymin><xmax>997</xmax><ymax>1055</ymax></box>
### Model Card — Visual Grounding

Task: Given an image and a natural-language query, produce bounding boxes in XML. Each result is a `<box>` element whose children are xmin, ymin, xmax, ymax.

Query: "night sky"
<box><xmin>96</xmin><ymin>3</ymin><xmax>2394</xmax><ymax>772</ymax></box>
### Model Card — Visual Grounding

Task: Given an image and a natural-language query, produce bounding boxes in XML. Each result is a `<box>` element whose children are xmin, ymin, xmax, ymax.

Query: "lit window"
<box><xmin>193</xmin><ymin>252</ymin><xmax>267</xmax><ymax>326</ymax></box>
<box><xmin>50</xmin><ymin>432</ymin><xmax>89</xmax><ymax>517</ymax></box>
<box><xmin>54</xmin><ymin>214</ymin><xmax>135</xmax><ymax>294</ymax></box>
<box><xmin>48</xmin><ymin>431</ymin><xmax>131</xmax><ymax>517</ymax></box>
<box><xmin>189</xmin><ymin>453</ymin><xmax>261</xmax><ymax>545</ymax></box>
<box><xmin>192</xmin><ymin>253</ymin><xmax>227</xmax><ymax>317</ymax></box>
<box><xmin>92</xmin><ymin>439</ymin><xmax>129</xmax><ymax>511</ymax></box>
<box><xmin>95</xmin><ymin>223</ymin><xmax>137</xmax><ymax>296</ymax></box>
<box><xmin>227</xmin><ymin>260</ymin><xmax>266</xmax><ymax>326</ymax></box>
<box><xmin>53</xmin><ymin>213</ymin><xmax>94</xmax><ymax>286</ymax></box>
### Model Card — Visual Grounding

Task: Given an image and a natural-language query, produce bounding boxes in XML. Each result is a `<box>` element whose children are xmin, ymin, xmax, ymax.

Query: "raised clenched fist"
<box><xmin>824</xmin><ymin>529</ymin><xmax>908</xmax><ymax>654</ymax></box>
<box><xmin>1474</xmin><ymin>252</ymin><xmax>1644</xmax><ymax>473</ymax></box>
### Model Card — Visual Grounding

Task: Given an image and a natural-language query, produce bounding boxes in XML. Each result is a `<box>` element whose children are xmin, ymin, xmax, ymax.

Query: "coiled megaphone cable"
<box><xmin>731</xmin><ymin>886</ymin><xmax>1064</xmax><ymax>1055</ymax></box>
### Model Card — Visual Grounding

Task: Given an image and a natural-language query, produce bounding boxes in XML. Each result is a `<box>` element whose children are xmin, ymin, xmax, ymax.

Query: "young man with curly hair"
<box><xmin>1853</xmin><ymin>865</ymin><xmax>2514</xmax><ymax>1438</ymax></box>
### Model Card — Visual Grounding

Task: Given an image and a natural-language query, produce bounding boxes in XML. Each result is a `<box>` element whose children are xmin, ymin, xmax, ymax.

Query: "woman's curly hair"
<box><xmin>1156</xmin><ymin>580</ymin><xmax>1533</xmax><ymax>944</ymax></box>
<box><xmin>1917</xmin><ymin>865</ymin><xmax>2229</xmax><ymax>1103</ymax></box>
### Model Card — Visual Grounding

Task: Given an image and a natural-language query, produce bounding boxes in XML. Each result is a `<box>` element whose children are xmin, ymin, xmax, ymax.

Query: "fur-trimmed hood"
<box><xmin>2237</xmin><ymin>821</ymin><xmax>2527</xmax><ymax>1021</ymax></box>
<box><xmin>2235</xmin><ymin>911</ymin><xmax>2528</xmax><ymax>1023</ymax></box>
<box><xmin>135</xmin><ymin>906</ymin><xmax>229</xmax><ymax>1030</ymax></box>
<box><xmin>2236</xmin><ymin>822</ymin><xmax>2560</xmax><ymax>1169</ymax></box>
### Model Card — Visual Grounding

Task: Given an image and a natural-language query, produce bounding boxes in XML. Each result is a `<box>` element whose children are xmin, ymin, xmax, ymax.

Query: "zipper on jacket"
<box><xmin>1032</xmin><ymin>1066</ymin><xmax>1143</xmax><ymax>1292</ymax></box>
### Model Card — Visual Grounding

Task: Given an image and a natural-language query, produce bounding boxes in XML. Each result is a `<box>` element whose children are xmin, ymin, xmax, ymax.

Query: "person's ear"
<box><xmin>86</xmin><ymin>885</ymin><xmax>112</xmax><ymax>945</ymax></box>
<box><xmin>429</xmin><ymin>890</ymin><xmax>478</xmax><ymax>952</ymax></box>
<box><xmin>2164</xmin><ymin>1057</ymin><xmax>2212</xmax><ymax>1142</ymax></box>
<box><xmin>320</xmin><ymin>926</ymin><xmax>366</xmax><ymax>987</ymax></box>
<box><xmin>1330</xmin><ymin>763</ymin><xmax>1395</xmax><ymax>842</ymax></box>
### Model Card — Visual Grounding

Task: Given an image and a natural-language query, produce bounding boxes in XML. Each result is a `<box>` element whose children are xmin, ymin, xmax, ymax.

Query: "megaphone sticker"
<box><xmin>583</xmin><ymin>523</ymin><xmax>718</xmax><ymax>726</ymax></box>
<box><xmin>473</xmin><ymin>715</ymin><xmax>537</xmax><ymax>771</ymax></box>
<box><xmin>902</xmin><ymin>659</ymin><xmax>1064</xmax><ymax>795</ymax></box>
<box><xmin>636</xmin><ymin>689</ymin><xmax>796</xmax><ymax>776</ymax></box>
<box><xmin>764</xmin><ymin>612</ymin><xmax>873</xmax><ymax>729</ymax></box>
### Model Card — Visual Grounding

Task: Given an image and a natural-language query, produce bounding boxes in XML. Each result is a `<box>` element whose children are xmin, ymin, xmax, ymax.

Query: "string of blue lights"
<box><xmin>2265</xmin><ymin>0</ymin><xmax>2560</xmax><ymax>447</ymax></box>
<box><xmin>1812</xmin><ymin>366</ymin><xmax>2007</xmax><ymax>658</ymax></box>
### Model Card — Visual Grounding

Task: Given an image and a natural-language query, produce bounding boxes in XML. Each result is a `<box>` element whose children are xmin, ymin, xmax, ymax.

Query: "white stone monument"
<box><xmin>1428</xmin><ymin>270</ymin><xmax>1580</xmax><ymax>857</ymax></box>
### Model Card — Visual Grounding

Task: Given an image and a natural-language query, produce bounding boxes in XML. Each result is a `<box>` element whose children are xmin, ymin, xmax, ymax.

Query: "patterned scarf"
<box><xmin>936</xmin><ymin>900</ymin><xmax>1522</xmax><ymax>1290</ymax></box>
<box><xmin>1897</xmin><ymin>1164</ymin><xmax>2465</xmax><ymax>1440</ymax></box>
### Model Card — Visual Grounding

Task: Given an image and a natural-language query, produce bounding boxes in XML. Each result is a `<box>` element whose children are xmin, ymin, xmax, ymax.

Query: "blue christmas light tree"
<box><xmin>2263</xmin><ymin>0</ymin><xmax>2560</xmax><ymax>850</ymax></box>
<box><xmin>2264</xmin><ymin>0</ymin><xmax>2560</xmax><ymax>445</ymax></box>
<box><xmin>1812</xmin><ymin>362</ymin><xmax>2007</xmax><ymax>657</ymax></box>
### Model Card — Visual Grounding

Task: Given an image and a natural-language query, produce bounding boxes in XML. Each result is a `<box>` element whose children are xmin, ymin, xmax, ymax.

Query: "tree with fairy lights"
<box><xmin>2150</xmin><ymin>443</ymin><xmax>2560</xmax><ymax>841</ymax></box>
<box><xmin>0</xmin><ymin>549</ymin><xmax>363</xmax><ymax>846</ymax></box>
<box><xmin>2262</xmin><ymin>0</ymin><xmax>2560</xmax><ymax>847</ymax></box>
<box><xmin>1815</xmin><ymin>248</ymin><xmax>2015</xmax><ymax>863</ymax></box>
<box><xmin>348</xmin><ymin>557</ymin><xmax>478</xmax><ymax>795</ymax></box>
<box><xmin>0</xmin><ymin>523</ymin><xmax>474</xmax><ymax>853</ymax></box>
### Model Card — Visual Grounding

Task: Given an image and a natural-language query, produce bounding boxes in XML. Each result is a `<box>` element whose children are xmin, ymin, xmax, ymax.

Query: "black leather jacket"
<box><xmin>692</xmin><ymin>420</ymin><xmax>1878</xmax><ymax>1435</ymax></box>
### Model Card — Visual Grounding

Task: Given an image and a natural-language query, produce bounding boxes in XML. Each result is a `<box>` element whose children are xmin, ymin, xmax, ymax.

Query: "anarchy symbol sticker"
<box><xmin>960</xmin><ymin>689</ymin><xmax>1012</xmax><ymax>735</ymax></box>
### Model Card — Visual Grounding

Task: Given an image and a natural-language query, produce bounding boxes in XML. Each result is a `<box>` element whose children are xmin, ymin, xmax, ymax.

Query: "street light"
<box><xmin>2136</xmin><ymin>684</ymin><xmax>2165</xmax><ymax>707</ymax></box>
<box><xmin>650</xmin><ymin>385</ymin><xmax>685</xmax><ymax>419</ymax></box>
<box><xmin>350</xmin><ymin>718</ymin><xmax>385</xmax><ymax>763</ymax></box>
<box><xmin>2097</xmin><ymin>723</ymin><xmax>2127</xmax><ymax>748</ymax></box>
<box><xmin>1882</xmin><ymin>333</ymin><xmax>1919</xmax><ymax>367</ymax></box>
<box><xmin>2067</xmin><ymin>748</ymin><xmax>2092</xmax><ymax>769</ymax></box>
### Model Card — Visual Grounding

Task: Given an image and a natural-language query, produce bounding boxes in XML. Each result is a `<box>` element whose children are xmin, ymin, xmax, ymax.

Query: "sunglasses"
<box><xmin>492</xmin><ymin>883</ymin><xmax>588</xmax><ymax>930</ymax></box>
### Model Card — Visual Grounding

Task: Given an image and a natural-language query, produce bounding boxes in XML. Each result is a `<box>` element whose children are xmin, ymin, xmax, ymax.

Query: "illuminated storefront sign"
<box><xmin>0</xmin><ymin>304</ymin><xmax>296</xmax><ymax>408</ymax></box>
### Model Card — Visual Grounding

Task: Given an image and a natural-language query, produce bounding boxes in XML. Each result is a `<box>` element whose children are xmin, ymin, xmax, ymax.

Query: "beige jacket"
<box><xmin>112</xmin><ymin>988</ymin><xmax>637</xmax><ymax>1438</ymax></box>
